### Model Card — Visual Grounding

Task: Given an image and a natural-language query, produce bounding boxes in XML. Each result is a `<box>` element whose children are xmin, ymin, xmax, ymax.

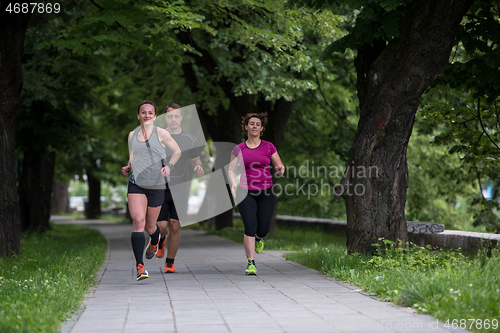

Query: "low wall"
<box><xmin>233</xmin><ymin>213</ymin><xmax>500</xmax><ymax>253</ymax></box>
<box><xmin>274</xmin><ymin>214</ymin><xmax>348</xmax><ymax>237</ymax></box>
<box><xmin>408</xmin><ymin>230</ymin><xmax>500</xmax><ymax>254</ymax></box>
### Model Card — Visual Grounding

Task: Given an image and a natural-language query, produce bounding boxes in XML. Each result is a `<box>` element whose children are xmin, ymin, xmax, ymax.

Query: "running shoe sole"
<box><xmin>137</xmin><ymin>271</ymin><xmax>149</xmax><ymax>281</ymax></box>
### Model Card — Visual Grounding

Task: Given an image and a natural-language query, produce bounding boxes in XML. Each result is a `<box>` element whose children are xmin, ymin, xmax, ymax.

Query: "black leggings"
<box><xmin>236</xmin><ymin>186</ymin><xmax>276</xmax><ymax>238</ymax></box>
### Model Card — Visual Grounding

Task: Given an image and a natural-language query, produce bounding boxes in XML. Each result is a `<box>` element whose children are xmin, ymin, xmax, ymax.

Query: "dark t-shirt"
<box><xmin>165</xmin><ymin>130</ymin><xmax>200</xmax><ymax>184</ymax></box>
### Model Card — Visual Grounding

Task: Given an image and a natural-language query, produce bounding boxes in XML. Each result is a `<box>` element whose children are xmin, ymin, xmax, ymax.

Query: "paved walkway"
<box><xmin>56</xmin><ymin>219</ymin><xmax>467</xmax><ymax>333</ymax></box>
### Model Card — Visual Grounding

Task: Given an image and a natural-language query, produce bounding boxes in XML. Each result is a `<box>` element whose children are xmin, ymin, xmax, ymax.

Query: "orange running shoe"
<box><xmin>145</xmin><ymin>235</ymin><xmax>159</xmax><ymax>260</ymax></box>
<box><xmin>136</xmin><ymin>264</ymin><xmax>149</xmax><ymax>281</ymax></box>
<box><xmin>156</xmin><ymin>237</ymin><xmax>166</xmax><ymax>258</ymax></box>
<box><xmin>165</xmin><ymin>262</ymin><xmax>176</xmax><ymax>273</ymax></box>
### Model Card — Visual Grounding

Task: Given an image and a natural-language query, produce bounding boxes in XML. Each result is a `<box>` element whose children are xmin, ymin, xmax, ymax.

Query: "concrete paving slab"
<box><xmin>57</xmin><ymin>219</ymin><xmax>469</xmax><ymax>333</ymax></box>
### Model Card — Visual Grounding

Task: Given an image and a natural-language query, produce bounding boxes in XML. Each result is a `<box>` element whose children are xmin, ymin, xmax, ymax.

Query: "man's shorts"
<box><xmin>157</xmin><ymin>183</ymin><xmax>189</xmax><ymax>222</ymax></box>
<box><xmin>127</xmin><ymin>182</ymin><xmax>164</xmax><ymax>207</ymax></box>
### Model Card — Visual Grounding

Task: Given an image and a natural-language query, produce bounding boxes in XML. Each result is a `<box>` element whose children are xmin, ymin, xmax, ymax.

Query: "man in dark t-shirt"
<box><xmin>147</xmin><ymin>103</ymin><xmax>204</xmax><ymax>273</ymax></box>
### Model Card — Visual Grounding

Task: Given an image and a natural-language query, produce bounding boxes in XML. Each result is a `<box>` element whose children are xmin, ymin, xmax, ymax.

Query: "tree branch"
<box><xmin>439</xmin><ymin>108</ymin><xmax>476</xmax><ymax>129</ymax></box>
<box><xmin>89</xmin><ymin>0</ymin><xmax>104</xmax><ymax>10</ymax></box>
<box><xmin>477</xmin><ymin>98</ymin><xmax>500</xmax><ymax>153</ymax></box>
<box><xmin>88</xmin><ymin>0</ymin><xmax>125</xmax><ymax>29</ymax></box>
<box><xmin>473</xmin><ymin>131</ymin><xmax>484</xmax><ymax>151</ymax></box>
<box><xmin>313</xmin><ymin>67</ymin><xmax>347</xmax><ymax>120</ymax></box>
<box><xmin>474</xmin><ymin>166</ymin><xmax>486</xmax><ymax>200</ymax></box>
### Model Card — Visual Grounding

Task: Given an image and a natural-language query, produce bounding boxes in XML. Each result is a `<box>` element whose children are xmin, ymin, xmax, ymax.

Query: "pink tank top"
<box><xmin>231</xmin><ymin>140</ymin><xmax>277</xmax><ymax>190</ymax></box>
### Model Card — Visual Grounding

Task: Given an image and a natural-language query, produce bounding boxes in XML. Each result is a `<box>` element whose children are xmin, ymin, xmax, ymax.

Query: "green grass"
<box><xmin>209</xmin><ymin>223</ymin><xmax>500</xmax><ymax>333</ymax></box>
<box><xmin>206</xmin><ymin>219</ymin><xmax>346</xmax><ymax>251</ymax></box>
<box><xmin>0</xmin><ymin>224</ymin><xmax>107</xmax><ymax>333</ymax></box>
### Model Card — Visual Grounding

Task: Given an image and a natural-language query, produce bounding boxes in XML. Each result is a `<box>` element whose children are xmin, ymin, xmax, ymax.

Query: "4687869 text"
<box><xmin>444</xmin><ymin>319</ymin><xmax>498</xmax><ymax>330</ymax></box>
<box><xmin>5</xmin><ymin>3</ymin><xmax>60</xmax><ymax>14</ymax></box>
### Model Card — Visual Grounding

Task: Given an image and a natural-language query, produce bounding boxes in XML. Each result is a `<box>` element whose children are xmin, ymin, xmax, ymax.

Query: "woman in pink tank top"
<box><xmin>228</xmin><ymin>112</ymin><xmax>285</xmax><ymax>275</ymax></box>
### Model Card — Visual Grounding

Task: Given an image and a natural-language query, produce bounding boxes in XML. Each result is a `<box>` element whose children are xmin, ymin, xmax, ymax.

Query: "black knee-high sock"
<box><xmin>148</xmin><ymin>225</ymin><xmax>160</xmax><ymax>245</ymax></box>
<box><xmin>131</xmin><ymin>232</ymin><xmax>145</xmax><ymax>266</ymax></box>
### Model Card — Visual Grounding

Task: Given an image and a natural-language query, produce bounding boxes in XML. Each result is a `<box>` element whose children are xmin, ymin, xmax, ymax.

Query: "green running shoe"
<box><xmin>245</xmin><ymin>259</ymin><xmax>257</xmax><ymax>275</ymax></box>
<box><xmin>255</xmin><ymin>238</ymin><xmax>264</xmax><ymax>254</ymax></box>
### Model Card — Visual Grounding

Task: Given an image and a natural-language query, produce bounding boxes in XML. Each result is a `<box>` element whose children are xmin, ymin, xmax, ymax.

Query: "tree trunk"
<box><xmin>19</xmin><ymin>150</ymin><xmax>56</xmax><ymax>233</ymax></box>
<box><xmin>0</xmin><ymin>10</ymin><xmax>30</xmax><ymax>256</ymax></box>
<box><xmin>85</xmin><ymin>166</ymin><xmax>101</xmax><ymax>219</ymax></box>
<box><xmin>344</xmin><ymin>0</ymin><xmax>475</xmax><ymax>254</ymax></box>
<box><xmin>263</xmin><ymin>99</ymin><xmax>294</xmax><ymax>235</ymax></box>
<box><xmin>51</xmin><ymin>181</ymin><xmax>70</xmax><ymax>214</ymax></box>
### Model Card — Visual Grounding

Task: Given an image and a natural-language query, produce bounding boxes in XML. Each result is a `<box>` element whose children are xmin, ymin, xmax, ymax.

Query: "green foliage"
<box><xmin>39</xmin><ymin>1</ymin><xmax>346</xmax><ymax>106</ymax></box>
<box><xmin>276</xmin><ymin>103</ymin><xmax>355</xmax><ymax>218</ymax></box>
<box><xmin>406</xmin><ymin>113</ymin><xmax>478</xmax><ymax>230</ymax></box>
<box><xmin>68</xmin><ymin>180</ymin><xmax>87</xmax><ymax>197</ymax></box>
<box><xmin>293</xmin><ymin>0</ymin><xmax>411</xmax><ymax>58</ymax></box>
<box><xmin>432</xmin><ymin>9</ymin><xmax>499</xmax><ymax>186</ymax></box>
<box><xmin>18</xmin><ymin>20</ymin><xmax>86</xmax><ymax>158</ymax></box>
<box><xmin>368</xmin><ymin>238</ymin><xmax>466</xmax><ymax>271</ymax></box>
<box><xmin>37</xmin><ymin>0</ymin><xmax>208</xmax><ymax>61</ymax></box>
<box><xmin>203</xmin><ymin>3</ymin><xmax>343</xmax><ymax>101</ymax></box>
<box><xmin>29</xmin><ymin>1</ymin><xmax>350</xmax><ymax>193</ymax></box>
<box><xmin>410</xmin><ymin>0</ymin><xmax>500</xmax><ymax>232</ymax></box>
<box><xmin>0</xmin><ymin>224</ymin><xmax>107</xmax><ymax>332</ymax></box>
<box><xmin>30</xmin><ymin>0</ymin><xmax>349</xmax><ymax>183</ymax></box>
<box><xmin>418</xmin><ymin>91</ymin><xmax>500</xmax><ymax>232</ymax></box>
<box><xmin>444</xmin><ymin>0</ymin><xmax>500</xmax><ymax>103</ymax></box>
<box><xmin>274</xmin><ymin>45</ymin><xmax>359</xmax><ymax>218</ymax></box>
<box><xmin>20</xmin><ymin>13</ymin><xmax>135</xmax><ymax>186</ymax></box>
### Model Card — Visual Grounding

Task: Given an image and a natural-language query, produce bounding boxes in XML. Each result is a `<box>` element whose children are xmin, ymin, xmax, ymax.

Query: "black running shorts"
<box><xmin>127</xmin><ymin>182</ymin><xmax>165</xmax><ymax>207</ymax></box>
<box><xmin>157</xmin><ymin>186</ymin><xmax>179</xmax><ymax>221</ymax></box>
